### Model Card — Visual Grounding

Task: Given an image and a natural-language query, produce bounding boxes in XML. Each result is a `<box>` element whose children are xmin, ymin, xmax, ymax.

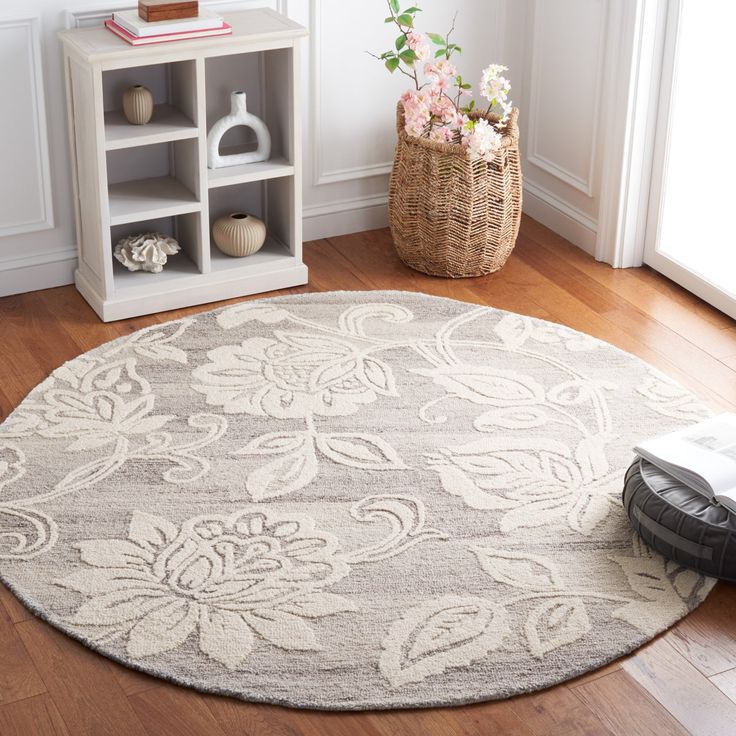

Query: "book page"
<box><xmin>683</xmin><ymin>416</ymin><xmax>736</xmax><ymax>454</ymax></box>
<box><xmin>635</xmin><ymin>413</ymin><xmax>736</xmax><ymax>498</ymax></box>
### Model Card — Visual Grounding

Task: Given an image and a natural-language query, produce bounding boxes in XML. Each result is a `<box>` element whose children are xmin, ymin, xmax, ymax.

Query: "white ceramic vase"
<box><xmin>207</xmin><ymin>91</ymin><xmax>271</xmax><ymax>168</ymax></box>
<box><xmin>212</xmin><ymin>213</ymin><xmax>267</xmax><ymax>257</ymax></box>
<box><xmin>122</xmin><ymin>85</ymin><xmax>154</xmax><ymax>125</ymax></box>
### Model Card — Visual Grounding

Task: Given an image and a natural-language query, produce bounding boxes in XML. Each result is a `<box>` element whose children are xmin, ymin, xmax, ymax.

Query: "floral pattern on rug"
<box><xmin>59</xmin><ymin>509</ymin><xmax>355</xmax><ymax>669</ymax></box>
<box><xmin>0</xmin><ymin>292</ymin><xmax>715</xmax><ymax>709</ymax></box>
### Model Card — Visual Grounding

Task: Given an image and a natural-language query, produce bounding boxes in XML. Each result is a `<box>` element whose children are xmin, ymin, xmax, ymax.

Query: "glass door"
<box><xmin>644</xmin><ymin>0</ymin><xmax>736</xmax><ymax>320</ymax></box>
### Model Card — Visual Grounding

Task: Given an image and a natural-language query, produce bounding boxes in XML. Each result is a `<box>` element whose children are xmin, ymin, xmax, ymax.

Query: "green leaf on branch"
<box><xmin>396</xmin><ymin>13</ymin><xmax>414</xmax><ymax>26</ymax></box>
<box><xmin>461</xmin><ymin>83</ymin><xmax>471</xmax><ymax>89</ymax></box>
<box><xmin>380</xmin><ymin>51</ymin><xmax>393</xmax><ymax>59</ymax></box>
<box><xmin>390</xmin><ymin>0</ymin><xmax>400</xmax><ymax>14</ymax></box>
<box><xmin>427</xmin><ymin>32</ymin><xmax>445</xmax><ymax>45</ymax></box>
<box><xmin>434</xmin><ymin>49</ymin><xmax>446</xmax><ymax>58</ymax></box>
<box><xmin>384</xmin><ymin>16</ymin><xmax>394</xmax><ymax>23</ymax></box>
<box><xmin>399</xmin><ymin>49</ymin><xmax>418</xmax><ymax>64</ymax></box>
<box><xmin>395</xmin><ymin>35</ymin><xmax>406</xmax><ymax>50</ymax></box>
<box><xmin>385</xmin><ymin>57</ymin><xmax>400</xmax><ymax>73</ymax></box>
<box><xmin>404</xmin><ymin>6</ymin><xmax>421</xmax><ymax>13</ymax></box>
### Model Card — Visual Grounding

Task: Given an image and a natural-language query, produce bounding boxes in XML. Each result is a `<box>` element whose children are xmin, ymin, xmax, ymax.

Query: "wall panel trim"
<box><xmin>0</xmin><ymin>16</ymin><xmax>54</xmax><ymax>237</ymax></box>
<box><xmin>310</xmin><ymin>0</ymin><xmax>393</xmax><ymax>186</ymax></box>
<box><xmin>525</xmin><ymin>0</ymin><xmax>607</xmax><ymax>198</ymax></box>
<box><xmin>523</xmin><ymin>180</ymin><xmax>597</xmax><ymax>255</ymax></box>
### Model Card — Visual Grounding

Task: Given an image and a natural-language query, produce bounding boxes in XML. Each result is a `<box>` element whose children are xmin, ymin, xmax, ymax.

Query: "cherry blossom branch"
<box><xmin>366</xmin><ymin>51</ymin><xmax>421</xmax><ymax>89</ymax></box>
<box><xmin>384</xmin><ymin>0</ymin><xmax>421</xmax><ymax>91</ymax></box>
<box><xmin>444</xmin><ymin>11</ymin><xmax>458</xmax><ymax>59</ymax></box>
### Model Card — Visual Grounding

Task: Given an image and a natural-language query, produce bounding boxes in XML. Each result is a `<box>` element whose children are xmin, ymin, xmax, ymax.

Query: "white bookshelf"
<box><xmin>59</xmin><ymin>9</ymin><xmax>308</xmax><ymax>321</ymax></box>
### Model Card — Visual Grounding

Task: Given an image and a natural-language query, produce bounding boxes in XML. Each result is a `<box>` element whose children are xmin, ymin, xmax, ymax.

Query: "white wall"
<box><xmin>0</xmin><ymin>0</ymin><xmax>632</xmax><ymax>297</ymax></box>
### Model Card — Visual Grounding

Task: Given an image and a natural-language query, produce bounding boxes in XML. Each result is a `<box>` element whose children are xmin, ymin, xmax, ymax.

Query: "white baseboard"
<box><xmin>303</xmin><ymin>194</ymin><xmax>388</xmax><ymax>242</ymax></box>
<box><xmin>0</xmin><ymin>247</ymin><xmax>77</xmax><ymax>297</ymax></box>
<box><xmin>522</xmin><ymin>181</ymin><xmax>597</xmax><ymax>256</ymax></box>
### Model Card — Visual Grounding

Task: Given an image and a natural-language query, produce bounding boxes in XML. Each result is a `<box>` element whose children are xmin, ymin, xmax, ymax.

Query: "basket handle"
<box><xmin>395</xmin><ymin>101</ymin><xmax>405</xmax><ymax>135</ymax></box>
<box><xmin>505</xmin><ymin>106</ymin><xmax>520</xmax><ymax>142</ymax></box>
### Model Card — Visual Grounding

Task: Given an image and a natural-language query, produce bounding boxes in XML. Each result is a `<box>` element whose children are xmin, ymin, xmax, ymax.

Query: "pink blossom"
<box><xmin>455</xmin><ymin>112</ymin><xmax>470</xmax><ymax>130</ymax></box>
<box><xmin>429</xmin><ymin>93</ymin><xmax>456</xmax><ymax>125</ymax></box>
<box><xmin>401</xmin><ymin>90</ymin><xmax>432</xmax><ymax>137</ymax></box>
<box><xmin>431</xmin><ymin>75</ymin><xmax>452</xmax><ymax>94</ymax></box>
<box><xmin>424</xmin><ymin>60</ymin><xmax>457</xmax><ymax>81</ymax></box>
<box><xmin>406</xmin><ymin>32</ymin><xmax>430</xmax><ymax>63</ymax></box>
<box><xmin>429</xmin><ymin>125</ymin><xmax>454</xmax><ymax>143</ymax></box>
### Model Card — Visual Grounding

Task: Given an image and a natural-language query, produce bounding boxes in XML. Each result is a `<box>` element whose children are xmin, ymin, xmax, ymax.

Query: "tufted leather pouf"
<box><xmin>623</xmin><ymin>458</ymin><xmax>736</xmax><ymax>581</ymax></box>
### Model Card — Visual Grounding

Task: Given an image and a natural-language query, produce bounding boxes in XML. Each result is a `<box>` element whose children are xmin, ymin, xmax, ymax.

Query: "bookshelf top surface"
<box><xmin>59</xmin><ymin>8</ymin><xmax>307</xmax><ymax>64</ymax></box>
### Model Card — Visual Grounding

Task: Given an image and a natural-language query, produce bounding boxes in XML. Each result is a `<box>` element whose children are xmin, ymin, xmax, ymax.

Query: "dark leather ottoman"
<box><xmin>623</xmin><ymin>458</ymin><xmax>736</xmax><ymax>581</ymax></box>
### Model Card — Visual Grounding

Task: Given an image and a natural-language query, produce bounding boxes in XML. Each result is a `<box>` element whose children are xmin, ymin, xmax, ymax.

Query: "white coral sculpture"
<box><xmin>114</xmin><ymin>232</ymin><xmax>181</xmax><ymax>274</ymax></box>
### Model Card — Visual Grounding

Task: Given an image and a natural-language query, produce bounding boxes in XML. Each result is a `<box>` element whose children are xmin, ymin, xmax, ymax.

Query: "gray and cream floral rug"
<box><xmin>0</xmin><ymin>291</ymin><xmax>714</xmax><ymax>709</ymax></box>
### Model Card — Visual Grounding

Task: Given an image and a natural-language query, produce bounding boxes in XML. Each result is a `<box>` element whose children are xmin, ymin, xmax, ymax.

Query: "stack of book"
<box><xmin>635</xmin><ymin>412</ymin><xmax>736</xmax><ymax>513</ymax></box>
<box><xmin>106</xmin><ymin>2</ymin><xmax>231</xmax><ymax>46</ymax></box>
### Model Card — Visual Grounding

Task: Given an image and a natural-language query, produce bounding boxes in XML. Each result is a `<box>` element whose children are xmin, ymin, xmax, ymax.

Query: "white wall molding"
<box><xmin>523</xmin><ymin>180</ymin><xmax>597</xmax><ymax>255</ymax></box>
<box><xmin>525</xmin><ymin>153</ymin><xmax>595</xmax><ymax>199</ymax></box>
<box><xmin>0</xmin><ymin>246</ymin><xmax>77</xmax><ymax>298</ymax></box>
<box><xmin>0</xmin><ymin>245</ymin><xmax>78</xmax><ymax>271</ymax></box>
<box><xmin>303</xmin><ymin>194</ymin><xmax>388</xmax><ymax>241</ymax></box>
<box><xmin>525</xmin><ymin>0</ymin><xmax>607</xmax><ymax>198</ymax></box>
<box><xmin>65</xmin><ymin>4</ymin><xmax>130</xmax><ymax>29</ymax></box>
<box><xmin>596</xmin><ymin>0</ymin><xmax>666</xmax><ymax>266</ymax></box>
<box><xmin>0</xmin><ymin>16</ymin><xmax>54</xmax><ymax>238</ymax></box>
<box><xmin>310</xmin><ymin>0</ymin><xmax>393</xmax><ymax>186</ymax></box>
<box><xmin>315</xmin><ymin>162</ymin><xmax>394</xmax><ymax>187</ymax></box>
<box><xmin>303</xmin><ymin>193</ymin><xmax>388</xmax><ymax>219</ymax></box>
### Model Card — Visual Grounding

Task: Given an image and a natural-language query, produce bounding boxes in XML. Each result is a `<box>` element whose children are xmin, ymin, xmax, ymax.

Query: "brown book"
<box><xmin>138</xmin><ymin>1</ymin><xmax>199</xmax><ymax>23</ymax></box>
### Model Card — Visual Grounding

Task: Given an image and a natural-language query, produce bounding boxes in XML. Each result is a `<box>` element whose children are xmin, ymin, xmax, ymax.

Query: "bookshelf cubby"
<box><xmin>60</xmin><ymin>9</ymin><xmax>308</xmax><ymax>321</ymax></box>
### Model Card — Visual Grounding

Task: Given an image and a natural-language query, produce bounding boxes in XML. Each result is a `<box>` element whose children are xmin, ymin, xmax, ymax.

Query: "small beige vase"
<box><xmin>212</xmin><ymin>213</ymin><xmax>267</xmax><ymax>257</ymax></box>
<box><xmin>122</xmin><ymin>85</ymin><xmax>154</xmax><ymax>125</ymax></box>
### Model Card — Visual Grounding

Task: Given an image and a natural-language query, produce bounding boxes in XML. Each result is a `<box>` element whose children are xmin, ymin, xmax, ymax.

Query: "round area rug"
<box><xmin>0</xmin><ymin>291</ymin><xmax>715</xmax><ymax>709</ymax></box>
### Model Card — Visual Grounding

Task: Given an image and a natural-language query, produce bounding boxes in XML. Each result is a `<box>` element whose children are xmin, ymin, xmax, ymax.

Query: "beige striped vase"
<box><xmin>122</xmin><ymin>85</ymin><xmax>153</xmax><ymax>125</ymax></box>
<box><xmin>212</xmin><ymin>213</ymin><xmax>267</xmax><ymax>257</ymax></box>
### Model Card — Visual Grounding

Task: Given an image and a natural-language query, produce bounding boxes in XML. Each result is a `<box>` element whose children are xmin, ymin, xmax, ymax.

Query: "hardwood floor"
<box><xmin>1</xmin><ymin>215</ymin><xmax>735</xmax><ymax>735</ymax></box>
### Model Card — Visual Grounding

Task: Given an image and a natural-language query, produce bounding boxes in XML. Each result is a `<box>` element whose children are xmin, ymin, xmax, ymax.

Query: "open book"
<box><xmin>634</xmin><ymin>413</ymin><xmax>736</xmax><ymax>514</ymax></box>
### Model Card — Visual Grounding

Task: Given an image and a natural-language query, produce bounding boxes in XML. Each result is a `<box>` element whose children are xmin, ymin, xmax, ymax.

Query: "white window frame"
<box><xmin>641</xmin><ymin>0</ymin><xmax>736</xmax><ymax>320</ymax></box>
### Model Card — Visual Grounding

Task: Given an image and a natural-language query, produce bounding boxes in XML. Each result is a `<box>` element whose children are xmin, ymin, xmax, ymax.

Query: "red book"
<box><xmin>105</xmin><ymin>18</ymin><xmax>231</xmax><ymax>46</ymax></box>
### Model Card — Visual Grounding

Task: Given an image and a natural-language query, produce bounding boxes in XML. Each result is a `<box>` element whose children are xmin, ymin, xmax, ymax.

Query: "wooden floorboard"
<box><xmin>0</xmin><ymin>598</ymin><xmax>45</xmax><ymax>705</ymax></box>
<box><xmin>0</xmin><ymin>693</ymin><xmax>72</xmax><ymax>736</ymax></box>
<box><xmin>573</xmin><ymin>669</ymin><xmax>690</xmax><ymax>736</ymax></box>
<box><xmin>709</xmin><ymin>668</ymin><xmax>736</xmax><ymax>704</ymax></box>
<box><xmin>1</xmin><ymin>216</ymin><xmax>735</xmax><ymax>734</ymax></box>
<box><xmin>622</xmin><ymin>636</ymin><xmax>736</xmax><ymax>736</ymax></box>
<box><xmin>15</xmin><ymin>618</ymin><xmax>149</xmax><ymax>736</ymax></box>
<box><xmin>665</xmin><ymin>582</ymin><xmax>736</xmax><ymax>677</ymax></box>
<box><xmin>128</xmin><ymin>685</ymin><xmax>229</xmax><ymax>736</ymax></box>
<box><xmin>507</xmin><ymin>686</ymin><xmax>615</xmax><ymax>736</ymax></box>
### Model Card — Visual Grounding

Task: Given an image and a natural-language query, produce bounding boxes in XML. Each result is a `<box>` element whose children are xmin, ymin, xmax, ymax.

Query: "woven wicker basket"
<box><xmin>388</xmin><ymin>103</ymin><xmax>522</xmax><ymax>277</ymax></box>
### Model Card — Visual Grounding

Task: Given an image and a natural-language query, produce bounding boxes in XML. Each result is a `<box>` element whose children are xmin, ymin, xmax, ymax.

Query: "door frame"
<box><xmin>595</xmin><ymin>0</ymin><xmax>668</xmax><ymax>267</ymax></box>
